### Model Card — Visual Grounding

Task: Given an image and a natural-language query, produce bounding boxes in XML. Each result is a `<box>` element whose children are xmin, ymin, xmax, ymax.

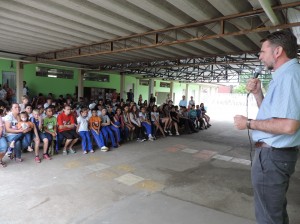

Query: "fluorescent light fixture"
<box><xmin>48</xmin><ymin>74</ymin><xmax>57</xmax><ymax>78</ymax></box>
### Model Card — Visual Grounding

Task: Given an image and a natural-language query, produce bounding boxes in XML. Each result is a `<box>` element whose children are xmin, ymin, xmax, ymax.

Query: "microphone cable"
<box><xmin>245</xmin><ymin>67</ymin><xmax>262</xmax><ymax>166</ymax></box>
<box><xmin>246</xmin><ymin>92</ymin><xmax>253</xmax><ymax>166</ymax></box>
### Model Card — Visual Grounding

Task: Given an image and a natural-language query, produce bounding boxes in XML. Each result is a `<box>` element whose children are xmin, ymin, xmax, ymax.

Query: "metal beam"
<box><xmin>26</xmin><ymin>2</ymin><xmax>300</xmax><ymax>62</ymax></box>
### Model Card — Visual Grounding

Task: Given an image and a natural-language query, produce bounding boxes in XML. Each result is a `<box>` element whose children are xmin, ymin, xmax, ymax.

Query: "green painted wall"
<box><xmin>0</xmin><ymin>58</ymin><xmax>219</xmax><ymax>104</ymax></box>
<box><xmin>136</xmin><ymin>81</ymin><xmax>148</xmax><ymax>103</ymax></box>
<box><xmin>24</xmin><ymin>63</ymin><xmax>79</xmax><ymax>97</ymax></box>
<box><xmin>124</xmin><ymin>75</ymin><xmax>136</xmax><ymax>101</ymax></box>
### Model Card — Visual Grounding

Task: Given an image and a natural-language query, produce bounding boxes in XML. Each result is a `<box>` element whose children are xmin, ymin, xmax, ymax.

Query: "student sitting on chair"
<box><xmin>57</xmin><ymin>105</ymin><xmax>79</xmax><ymax>155</ymax></box>
<box><xmin>30</xmin><ymin>109</ymin><xmax>51</xmax><ymax>162</ymax></box>
<box><xmin>89</xmin><ymin>109</ymin><xmax>109</xmax><ymax>152</ymax></box>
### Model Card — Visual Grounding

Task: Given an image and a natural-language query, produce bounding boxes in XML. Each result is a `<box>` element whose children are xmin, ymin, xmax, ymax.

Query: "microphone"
<box><xmin>253</xmin><ymin>67</ymin><xmax>262</xmax><ymax>78</ymax></box>
<box><xmin>247</xmin><ymin>67</ymin><xmax>262</xmax><ymax>97</ymax></box>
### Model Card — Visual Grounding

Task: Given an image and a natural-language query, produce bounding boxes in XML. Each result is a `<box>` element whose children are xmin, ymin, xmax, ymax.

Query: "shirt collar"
<box><xmin>273</xmin><ymin>58</ymin><xmax>298</xmax><ymax>80</ymax></box>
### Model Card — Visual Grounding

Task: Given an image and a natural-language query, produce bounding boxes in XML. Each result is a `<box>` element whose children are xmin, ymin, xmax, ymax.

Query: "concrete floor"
<box><xmin>1</xmin><ymin>120</ymin><xmax>299</xmax><ymax>224</ymax></box>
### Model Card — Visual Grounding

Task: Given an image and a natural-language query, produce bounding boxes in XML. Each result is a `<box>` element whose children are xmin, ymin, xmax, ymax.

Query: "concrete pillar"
<box><xmin>135</xmin><ymin>78</ymin><xmax>139</xmax><ymax>102</ymax></box>
<box><xmin>185</xmin><ymin>84</ymin><xmax>189</xmax><ymax>99</ymax></box>
<box><xmin>78</xmin><ymin>70</ymin><xmax>84</xmax><ymax>100</ymax></box>
<box><xmin>148</xmin><ymin>78</ymin><xmax>154</xmax><ymax>102</ymax></box>
<box><xmin>120</xmin><ymin>72</ymin><xmax>126</xmax><ymax>100</ymax></box>
<box><xmin>199</xmin><ymin>85</ymin><xmax>202</xmax><ymax>102</ymax></box>
<box><xmin>16</xmin><ymin>62</ymin><xmax>24</xmax><ymax>103</ymax></box>
<box><xmin>170</xmin><ymin>81</ymin><xmax>174</xmax><ymax>101</ymax></box>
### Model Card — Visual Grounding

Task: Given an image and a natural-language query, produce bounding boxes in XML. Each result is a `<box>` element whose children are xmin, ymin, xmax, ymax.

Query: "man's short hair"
<box><xmin>260</xmin><ymin>30</ymin><xmax>298</xmax><ymax>59</ymax></box>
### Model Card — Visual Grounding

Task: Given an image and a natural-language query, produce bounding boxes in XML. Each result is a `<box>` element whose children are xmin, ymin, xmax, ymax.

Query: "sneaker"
<box><xmin>27</xmin><ymin>146</ymin><xmax>33</xmax><ymax>152</ymax></box>
<box><xmin>176</xmin><ymin>132</ymin><xmax>180</xmax><ymax>136</ymax></box>
<box><xmin>148</xmin><ymin>136</ymin><xmax>154</xmax><ymax>141</ymax></box>
<box><xmin>35</xmin><ymin>156</ymin><xmax>41</xmax><ymax>163</ymax></box>
<box><xmin>63</xmin><ymin>150</ymin><xmax>68</xmax><ymax>155</ymax></box>
<box><xmin>90</xmin><ymin>150</ymin><xmax>95</xmax><ymax>153</ymax></box>
<box><xmin>69</xmin><ymin>148</ymin><xmax>76</xmax><ymax>154</ymax></box>
<box><xmin>168</xmin><ymin>131</ymin><xmax>173</xmax><ymax>136</ymax></box>
<box><xmin>100</xmin><ymin>146</ymin><xmax>109</xmax><ymax>152</ymax></box>
<box><xmin>43</xmin><ymin>154</ymin><xmax>52</xmax><ymax>160</ymax></box>
<box><xmin>141</xmin><ymin>138</ymin><xmax>147</xmax><ymax>142</ymax></box>
<box><xmin>6</xmin><ymin>147</ymin><xmax>13</xmax><ymax>155</ymax></box>
<box><xmin>136</xmin><ymin>138</ymin><xmax>141</xmax><ymax>142</ymax></box>
<box><xmin>83</xmin><ymin>151</ymin><xmax>88</xmax><ymax>154</ymax></box>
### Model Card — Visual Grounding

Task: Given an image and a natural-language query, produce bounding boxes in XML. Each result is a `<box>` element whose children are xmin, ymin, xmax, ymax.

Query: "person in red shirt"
<box><xmin>57</xmin><ymin>105</ymin><xmax>79</xmax><ymax>155</ymax></box>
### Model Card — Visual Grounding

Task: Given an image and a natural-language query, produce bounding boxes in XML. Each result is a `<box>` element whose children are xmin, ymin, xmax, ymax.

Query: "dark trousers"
<box><xmin>133</xmin><ymin>124</ymin><xmax>145</xmax><ymax>139</ymax></box>
<box><xmin>251</xmin><ymin>147</ymin><xmax>298</xmax><ymax>224</ymax></box>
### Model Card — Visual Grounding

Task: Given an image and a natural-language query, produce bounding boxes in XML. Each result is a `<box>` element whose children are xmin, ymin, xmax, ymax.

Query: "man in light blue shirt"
<box><xmin>234</xmin><ymin>30</ymin><xmax>299</xmax><ymax>224</ymax></box>
<box><xmin>178</xmin><ymin>95</ymin><xmax>187</xmax><ymax>107</ymax></box>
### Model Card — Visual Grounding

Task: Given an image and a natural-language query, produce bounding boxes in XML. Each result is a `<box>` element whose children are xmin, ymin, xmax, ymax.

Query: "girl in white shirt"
<box><xmin>76</xmin><ymin>108</ymin><xmax>93</xmax><ymax>154</ymax></box>
<box><xmin>129</xmin><ymin>105</ymin><xmax>145</xmax><ymax>142</ymax></box>
<box><xmin>151</xmin><ymin>105</ymin><xmax>165</xmax><ymax>138</ymax></box>
<box><xmin>139</xmin><ymin>106</ymin><xmax>154</xmax><ymax>141</ymax></box>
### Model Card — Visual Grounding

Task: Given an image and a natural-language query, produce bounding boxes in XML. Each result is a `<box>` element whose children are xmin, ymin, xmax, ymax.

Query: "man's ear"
<box><xmin>275</xmin><ymin>46</ymin><xmax>283</xmax><ymax>57</ymax></box>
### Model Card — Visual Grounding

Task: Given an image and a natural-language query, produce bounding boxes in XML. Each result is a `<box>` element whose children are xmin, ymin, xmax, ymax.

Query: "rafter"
<box><xmin>24</xmin><ymin>2</ymin><xmax>300</xmax><ymax>63</ymax></box>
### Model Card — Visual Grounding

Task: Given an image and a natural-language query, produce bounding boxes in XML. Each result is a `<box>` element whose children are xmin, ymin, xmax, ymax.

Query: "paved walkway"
<box><xmin>0</xmin><ymin>120</ymin><xmax>299</xmax><ymax>224</ymax></box>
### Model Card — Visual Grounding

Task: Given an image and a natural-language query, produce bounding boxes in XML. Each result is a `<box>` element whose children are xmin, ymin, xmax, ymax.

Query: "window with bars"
<box><xmin>36</xmin><ymin>66</ymin><xmax>74</xmax><ymax>79</ymax></box>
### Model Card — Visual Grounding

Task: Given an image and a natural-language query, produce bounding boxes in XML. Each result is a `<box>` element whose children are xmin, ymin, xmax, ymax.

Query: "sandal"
<box><xmin>0</xmin><ymin>161</ymin><xmax>7</xmax><ymax>168</ymax></box>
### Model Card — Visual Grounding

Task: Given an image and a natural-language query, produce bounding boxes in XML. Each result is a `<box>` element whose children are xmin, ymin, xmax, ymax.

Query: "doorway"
<box><xmin>2</xmin><ymin>71</ymin><xmax>16</xmax><ymax>91</ymax></box>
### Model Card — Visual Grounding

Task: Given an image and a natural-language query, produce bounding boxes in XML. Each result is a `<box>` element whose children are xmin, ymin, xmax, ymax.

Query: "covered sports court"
<box><xmin>0</xmin><ymin>1</ymin><xmax>300</xmax><ymax>223</ymax></box>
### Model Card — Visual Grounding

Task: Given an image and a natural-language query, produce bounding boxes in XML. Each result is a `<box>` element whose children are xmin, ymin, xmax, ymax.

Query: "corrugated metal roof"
<box><xmin>0</xmin><ymin>0</ymin><xmax>299</xmax><ymax>82</ymax></box>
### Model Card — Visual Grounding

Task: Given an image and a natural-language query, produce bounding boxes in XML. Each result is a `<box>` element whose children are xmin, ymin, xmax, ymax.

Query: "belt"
<box><xmin>254</xmin><ymin>142</ymin><xmax>271</xmax><ymax>148</ymax></box>
<box><xmin>254</xmin><ymin>142</ymin><xmax>298</xmax><ymax>151</ymax></box>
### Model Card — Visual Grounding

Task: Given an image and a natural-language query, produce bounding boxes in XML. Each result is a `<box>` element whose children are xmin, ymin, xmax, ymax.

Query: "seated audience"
<box><xmin>57</xmin><ymin>105</ymin><xmax>79</xmax><ymax>155</ymax></box>
<box><xmin>169</xmin><ymin>106</ymin><xmax>180</xmax><ymax>136</ymax></box>
<box><xmin>76</xmin><ymin>108</ymin><xmax>93</xmax><ymax>154</ymax></box>
<box><xmin>130</xmin><ymin>105</ymin><xmax>146</xmax><ymax>142</ymax></box>
<box><xmin>89</xmin><ymin>109</ymin><xmax>109</xmax><ymax>152</ymax></box>
<box><xmin>0</xmin><ymin>116</ymin><xmax>7</xmax><ymax>167</ymax></box>
<box><xmin>151</xmin><ymin>105</ymin><xmax>166</xmax><ymax>138</ymax></box>
<box><xmin>31</xmin><ymin>109</ymin><xmax>51</xmax><ymax>162</ymax></box>
<box><xmin>100</xmin><ymin>108</ymin><xmax>118</xmax><ymax>148</ymax></box>
<box><xmin>19</xmin><ymin>95</ymin><xmax>29</xmax><ymax>112</ymax></box>
<box><xmin>200</xmin><ymin>103</ymin><xmax>211</xmax><ymax>127</ymax></box>
<box><xmin>139</xmin><ymin>106</ymin><xmax>154</xmax><ymax>141</ymax></box>
<box><xmin>7</xmin><ymin>111</ymin><xmax>34</xmax><ymax>156</ymax></box>
<box><xmin>4</xmin><ymin>103</ymin><xmax>27</xmax><ymax>162</ymax></box>
<box><xmin>0</xmin><ymin>89</ymin><xmax>213</xmax><ymax>167</ymax></box>
<box><xmin>43</xmin><ymin>107</ymin><xmax>57</xmax><ymax>154</ymax></box>
<box><xmin>122</xmin><ymin>105</ymin><xmax>135</xmax><ymax>141</ymax></box>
